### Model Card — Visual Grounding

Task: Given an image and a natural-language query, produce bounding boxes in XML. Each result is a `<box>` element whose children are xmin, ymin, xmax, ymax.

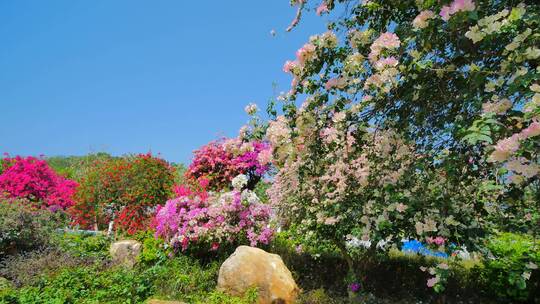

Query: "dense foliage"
<box><xmin>254</xmin><ymin>0</ymin><xmax>540</xmax><ymax>295</ymax></box>
<box><xmin>0</xmin><ymin>156</ymin><xmax>78</xmax><ymax>210</ymax></box>
<box><xmin>3</xmin><ymin>230</ymin><xmax>538</xmax><ymax>303</ymax></box>
<box><xmin>0</xmin><ymin>198</ymin><xmax>67</xmax><ymax>257</ymax></box>
<box><xmin>482</xmin><ymin>232</ymin><xmax>540</xmax><ymax>301</ymax></box>
<box><xmin>0</xmin><ymin>233</ymin><xmax>258</xmax><ymax>304</ymax></box>
<box><xmin>70</xmin><ymin>153</ymin><xmax>175</xmax><ymax>234</ymax></box>
<box><xmin>45</xmin><ymin>153</ymin><xmax>114</xmax><ymax>180</ymax></box>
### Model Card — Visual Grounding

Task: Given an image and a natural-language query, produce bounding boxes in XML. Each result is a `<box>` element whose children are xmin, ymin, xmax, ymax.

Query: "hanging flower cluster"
<box><xmin>282</xmin><ymin>31</ymin><xmax>339</xmax><ymax>94</ymax></box>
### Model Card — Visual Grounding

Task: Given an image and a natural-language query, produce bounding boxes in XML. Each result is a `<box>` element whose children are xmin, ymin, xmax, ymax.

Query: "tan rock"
<box><xmin>217</xmin><ymin>246</ymin><xmax>299</xmax><ymax>304</ymax></box>
<box><xmin>110</xmin><ymin>240</ymin><xmax>142</xmax><ymax>268</ymax></box>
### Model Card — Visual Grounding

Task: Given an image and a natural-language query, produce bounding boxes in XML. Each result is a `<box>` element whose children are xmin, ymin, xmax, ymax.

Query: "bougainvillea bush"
<box><xmin>0</xmin><ymin>156</ymin><xmax>78</xmax><ymax>210</ymax></box>
<box><xmin>70</xmin><ymin>153</ymin><xmax>175</xmax><ymax>234</ymax></box>
<box><xmin>0</xmin><ymin>196</ymin><xmax>67</xmax><ymax>256</ymax></box>
<box><xmin>185</xmin><ymin>138</ymin><xmax>272</xmax><ymax>191</ymax></box>
<box><xmin>264</xmin><ymin>0</ymin><xmax>540</xmax><ymax>293</ymax></box>
<box><xmin>154</xmin><ymin>175</ymin><xmax>274</xmax><ymax>252</ymax></box>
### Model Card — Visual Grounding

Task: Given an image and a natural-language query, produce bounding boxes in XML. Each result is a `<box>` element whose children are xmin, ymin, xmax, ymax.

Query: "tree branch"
<box><xmin>286</xmin><ymin>2</ymin><xmax>305</xmax><ymax>32</ymax></box>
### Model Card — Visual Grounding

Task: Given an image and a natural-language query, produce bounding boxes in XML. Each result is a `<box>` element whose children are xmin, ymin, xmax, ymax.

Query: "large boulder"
<box><xmin>110</xmin><ymin>240</ymin><xmax>142</xmax><ymax>268</ymax></box>
<box><xmin>217</xmin><ymin>246</ymin><xmax>299</xmax><ymax>304</ymax></box>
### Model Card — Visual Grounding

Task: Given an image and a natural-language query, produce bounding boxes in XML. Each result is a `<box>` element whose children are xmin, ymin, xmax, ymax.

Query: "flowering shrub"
<box><xmin>0</xmin><ymin>156</ymin><xmax>77</xmax><ymax>210</ymax></box>
<box><xmin>154</xmin><ymin>175</ymin><xmax>274</xmax><ymax>252</ymax></box>
<box><xmin>265</xmin><ymin>0</ymin><xmax>540</xmax><ymax>289</ymax></box>
<box><xmin>185</xmin><ymin>138</ymin><xmax>272</xmax><ymax>191</ymax></box>
<box><xmin>267</xmin><ymin>115</ymin><xmax>418</xmax><ymax>265</ymax></box>
<box><xmin>0</xmin><ymin>197</ymin><xmax>67</xmax><ymax>256</ymax></box>
<box><xmin>70</xmin><ymin>153</ymin><xmax>175</xmax><ymax>234</ymax></box>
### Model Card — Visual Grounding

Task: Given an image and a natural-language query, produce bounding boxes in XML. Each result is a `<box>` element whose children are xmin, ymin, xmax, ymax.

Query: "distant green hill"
<box><xmin>1</xmin><ymin>152</ymin><xmax>187</xmax><ymax>183</ymax></box>
<box><xmin>45</xmin><ymin>153</ymin><xmax>114</xmax><ymax>180</ymax></box>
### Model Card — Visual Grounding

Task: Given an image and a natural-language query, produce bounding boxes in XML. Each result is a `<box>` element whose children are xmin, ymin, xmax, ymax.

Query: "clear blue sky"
<box><xmin>0</xmin><ymin>1</ymin><xmax>327</xmax><ymax>164</ymax></box>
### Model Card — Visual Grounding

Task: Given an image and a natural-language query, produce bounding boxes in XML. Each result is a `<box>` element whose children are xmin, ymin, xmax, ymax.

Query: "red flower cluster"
<box><xmin>70</xmin><ymin>153</ymin><xmax>175</xmax><ymax>234</ymax></box>
<box><xmin>0</xmin><ymin>156</ymin><xmax>78</xmax><ymax>210</ymax></box>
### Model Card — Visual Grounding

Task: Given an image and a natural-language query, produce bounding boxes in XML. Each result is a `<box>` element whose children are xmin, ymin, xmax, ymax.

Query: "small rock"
<box><xmin>110</xmin><ymin>240</ymin><xmax>142</xmax><ymax>268</ymax></box>
<box><xmin>218</xmin><ymin>246</ymin><xmax>299</xmax><ymax>304</ymax></box>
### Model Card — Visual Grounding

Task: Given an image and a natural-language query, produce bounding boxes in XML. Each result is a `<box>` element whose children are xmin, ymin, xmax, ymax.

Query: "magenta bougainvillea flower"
<box><xmin>0</xmin><ymin>155</ymin><xmax>78</xmax><ymax>210</ymax></box>
<box><xmin>153</xmin><ymin>177</ymin><xmax>273</xmax><ymax>252</ymax></box>
<box><xmin>185</xmin><ymin>138</ymin><xmax>272</xmax><ymax>191</ymax></box>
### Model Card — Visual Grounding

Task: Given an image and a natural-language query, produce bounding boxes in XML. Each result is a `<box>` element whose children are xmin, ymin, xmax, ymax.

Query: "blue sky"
<box><xmin>0</xmin><ymin>1</ymin><xmax>327</xmax><ymax>164</ymax></box>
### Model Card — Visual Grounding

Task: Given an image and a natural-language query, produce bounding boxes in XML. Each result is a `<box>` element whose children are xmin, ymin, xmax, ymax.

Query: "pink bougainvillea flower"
<box><xmin>296</xmin><ymin>43</ymin><xmax>317</xmax><ymax>65</ymax></box>
<box><xmin>368</xmin><ymin>32</ymin><xmax>401</xmax><ymax>62</ymax></box>
<box><xmin>154</xmin><ymin>185</ymin><xmax>273</xmax><ymax>252</ymax></box>
<box><xmin>316</xmin><ymin>1</ymin><xmax>329</xmax><ymax>16</ymax></box>
<box><xmin>0</xmin><ymin>156</ymin><xmax>78</xmax><ymax>210</ymax></box>
<box><xmin>427</xmin><ymin>276</ymin><xmax>440</xmax><ymax>287</ymax></box>
<box><xmin>413</xmin><ymin>10</ymin><xmax>435</xmax><ymax>29</ymax></box>
<box><xmin>488</xmin><ymin>134</ymin><xmax>521</xmax><ymax>162</ymax></box>
<box><xmin>374</xmin><ymin>56</ymin><xmax>399</xmax><ymax>70</ymax></box>
<box><xmin>520</xmin><ymin>121</ymin><xmax>540</xmax><ymax>139</ymax></box>
<box><xmin>325</xmin><ymin>77</ymin><xmax>347</xmax><ymax>90</ymax></box>
<box><xmin>283</xmin><ymin>60</ymin><xmax>299</xmax><ymax>73</ymax></box>
<box><xmin>185</xmin><ymin>138</ymin><xmax>271</xmax><ymax>191</ymax></box>
<box><xmin>440</xmin><ymin>0</ymin><xmax>475</xmax><ymax>21</ymax></box>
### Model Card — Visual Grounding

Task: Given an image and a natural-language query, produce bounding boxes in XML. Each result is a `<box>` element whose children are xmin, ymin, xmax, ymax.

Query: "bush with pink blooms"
<box><xmin>0</xmin><ymin>156</ymin><xmax>78</xmax><ymax>210</ymax></box>
<box><xmin>266</xmin><ymin>0</ymin><xmax>540</xmax><ymax>299</ymax></box>
<box><xmin>153</xmin><ymin>176</ymin><xmax>274</xmax><ymax>252</ymax></box>
<box><xmin>185</xmin><ymin>138</ymin><xmax>272</xmax><ymax>191</ymax></box>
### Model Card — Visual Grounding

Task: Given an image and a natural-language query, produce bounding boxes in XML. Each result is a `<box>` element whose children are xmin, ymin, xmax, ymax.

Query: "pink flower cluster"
<box><xmin>368</xmin><ymin>32</ymin><xmax>401</xmax><ymax>62</ymax></box>
<box><xmin>489</xmin><ymin>121</ymin><xmax>540</xmax><ymax>162</ymax></box>
<box><xmin>520</xmin><ymin>121</ymin><xmax>540</xmax><ymax>139</ymax></box>
<box><xmin>266</xmin><ymin>116</ymin><xmax>292</xmax><ymax>148</ymax></box>
<box><xmin>154</xmin><ymin>183</ymin><xmax>274</xmax><ymax>251</ymax></box>
<box><xmin>296</xmin><ymin>43</ymin><xmax>317</xmax><ymax>65</ymax></box>
<box><xmin>413</xmin><ymin>10</ymin><xmax>435</xmax><ymax>29</ymax></box>
<box><xmin>482</xmin><ymin>98</ymin><xmax>512</xmax><ymax>115</ymax></box>
<box><xmin>282</xmin><ymin>31</ymin><xmax>338</xmax><ymax>93</ymax></box>
<box><xmin>316</xmin><ymin>1</ymin><xmax>329</xmax><ymax>16</ymax></box>
<box><xmin>426</xmin><ymin>236</ymin><xmax>446</xmax><ymax>246</ymax></box>
<box><xmin>373</xmin><ymin>56</ymin><xmax>399</xmax><ymax>71</ymax></box>
<box><xmin>325</xmin><ymin>77</ymin><xmax>347</xmax><ymax>90</ymax></box>
<box><xmin>364</xmin><ymin>32</ymin><xmax>401</xmax><ymax>93</ymax></box>
<box><xmin>506</xmin><ymin>158</ymin><xmax>540</xmax><ymax>179</ymax></box>
<box><xmin>0</xmin><ymin>156</ymin><xmax>78</xmax><ymax>210</ymax></box>
<box><xmin>186</xmin><ymin>138</ymin><xmax>272</xmax><ymax>191</ymax></box>
<box><xmin>427</xmin><ymin>276</ymin><xmax>440</xmax><ymax>287</ymax></box>
<box><xmin>440</xmin><ymin>0</ymin><xmax>475</xmax><ymax>21</ymax></box>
